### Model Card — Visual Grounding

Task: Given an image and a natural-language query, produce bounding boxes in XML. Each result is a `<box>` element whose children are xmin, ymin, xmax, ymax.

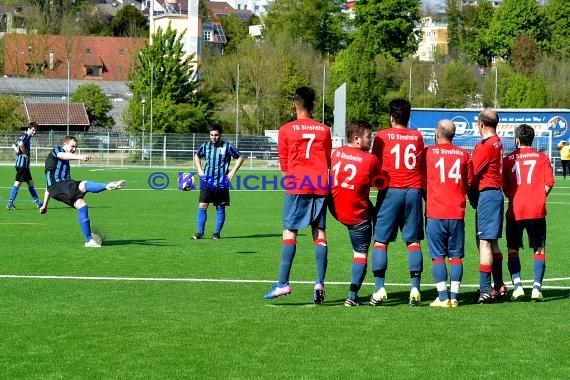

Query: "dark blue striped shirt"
<box><xmin>196</xmin><ymin>140</ymin><xmax>241</xmax><ymax>188</ymax></box>
<box><xmin>44</xmin><ymin>146</ymin><xmax>71</xmax><ymax>187</ymax></box>
<box><xmin>14</xmin><ymin>134</ymin><xmax>32</xmax><ymax>169</ymax></box>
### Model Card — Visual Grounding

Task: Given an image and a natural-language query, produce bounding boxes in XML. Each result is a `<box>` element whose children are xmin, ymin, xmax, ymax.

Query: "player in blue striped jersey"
<box><xmin>39</xmin><ymin>135</ymin><xmax>126</xmax><ymax>248</ymax></box>
<box><xmin>6</xmin><ymin>122</ymin><xmax>43</xmax><ymax>210</ymax></box>
<box><xmin>192</xmin><ymin>125</ymin><xmax>244</xmax><ymax>240</ymax></box>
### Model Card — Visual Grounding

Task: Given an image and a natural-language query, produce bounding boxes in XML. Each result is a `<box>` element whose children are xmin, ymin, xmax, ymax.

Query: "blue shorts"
<box><xmin>347</xmin><ymin>220</ymin><xmax>372</xmax><ymax>254</ymax></box>
<box><xmin>374</xmin><ymin>188</ymin><xmax>424</xmax><ymax>243</ymax></box>
<box><xmin>283</xmin><ymin>194</ymin><xmax>327</xmax><ymax>230</ymax></box>
<box><xmin>426</xmin><ymin>218</ymin><xmax>465</xmax><ymax>260</ymax></box>
<box><xmin>506</xmin><ymin>218</ymin><xmax>546</xmax><ymax>251</ymax></box>
<box><xmin>475</xmin><ymin>189</ymin><xmax>504</xmax><ymax>240</ymax></box>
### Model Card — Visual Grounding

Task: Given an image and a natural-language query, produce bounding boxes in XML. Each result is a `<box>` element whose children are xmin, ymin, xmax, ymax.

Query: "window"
<box><xmin>117</xmin><ymin>66</ymin><xmax>123</xmax><ymax>74</ymax></box>
<box><xmin>86</xmin><ymin>65</ymin><xmax>102</xmax><ymax>76</ymax></box>
<box><xmin>86</xmin><ymin>48</ymin><xmax>92</xmax><ymax>55</ymax></box>
<box><xmin>27</xmin><ymin>46</ymin><xmax>32</xmax><ymax>53</ymax></box>
<box><xmin>203</xmin><ymin>30</ymin><xmax>212</xmax><ymax>41</ymax></box>
<box><xmin>119</xmin><ymin>48</ymin><xmax>125</xmax><ymax>56</ymax></box>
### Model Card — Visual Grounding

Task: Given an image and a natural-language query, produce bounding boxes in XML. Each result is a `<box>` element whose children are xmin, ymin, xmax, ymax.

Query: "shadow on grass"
<box><xmin>222</xmin><ymin>233</ymin><xmax>288</xmax><ymax>239</ymax></box>
<box><xmin>102</xmin><ymin>238</ymin><xmax>173</xmax><ymax>247</ymax></box>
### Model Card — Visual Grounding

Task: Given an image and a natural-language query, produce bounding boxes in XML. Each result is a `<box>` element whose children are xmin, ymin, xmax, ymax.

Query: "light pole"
<box><xmin>141</xmin><ymin>94</ymin><xmax>146</xmax><ymax>160</ymax></box>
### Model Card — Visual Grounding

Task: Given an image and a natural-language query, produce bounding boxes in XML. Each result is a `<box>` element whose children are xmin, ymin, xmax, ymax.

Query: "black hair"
<box><xmin>514</xmin><ymin>124</ymin><xmax>535</xmax><ymax>146</ymax></box>
<box><xmin>293</xmin><ymin>86</ymin><xmax>315</xmax><ymax>112</ymax></box>
<box><xmin>389</xmin><ymin>98</ymin><xmax>411</xmax><ymax>126</ymax></box>
<box><xmin>346</xmin><ymin>120</ymin><xmax>372</xmax><ymax>142</ymax></box>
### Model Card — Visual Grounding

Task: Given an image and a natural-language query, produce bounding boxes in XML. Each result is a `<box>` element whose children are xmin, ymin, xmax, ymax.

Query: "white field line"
<box><xmin>0</xmin><ymin>274</ymin><xmax>569</xmax><ymax>289</ymax></box>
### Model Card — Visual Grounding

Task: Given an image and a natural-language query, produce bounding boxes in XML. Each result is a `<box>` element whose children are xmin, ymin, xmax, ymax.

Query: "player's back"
<box><xmin>471</xmin><ymin>134</ymin><xmax>503</xmax><ymax>190</ymax></box>
<box><xmin>503</xmin><ymin>147</ymin><xmax>554</xmax><ymax>219</ymax></box>
<box><xmin>278</xmin><ymin>118</ymin><xmax>331</xmax><ymax>195</ymax></box>
<box><xmin>372</xmin><ymin>127</ymin><xmax>424</xmax><ymax>189</ymax></box>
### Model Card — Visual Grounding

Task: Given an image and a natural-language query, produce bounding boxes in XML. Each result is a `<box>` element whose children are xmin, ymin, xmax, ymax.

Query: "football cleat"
<box><xmin>429</xmin><ymin>297</ymin><xmax>451</xmax><ymax>308</ymax></box>
<box><xmin>7</xmin><ymin>204</ymin><xmax>16</xmax><ymax>210</ymax></box>
<box><xmin>211</xmin><ymin>232</ymin><xmax>220</xmax><ymax>240</ymax></box>
<box><xmin>450</xmin><ymin>299</ymin><xmax>459</xmax><ymax>308</ymax></box>
<box><xmin>510</xmin><ymin>286</ymin><xmax>525</xmax><ymax>302</ymax></box>
<box><xmin>313</xmin><ymin>283</ymin><xmax>325</xmax><ymax>304</ymax></box>
<box><xmin>264</xmin><ymin>282</ymin><xmax>291</xmax><ymax>300</ymax></box>
<box><xmin>477</xmin><ymin>289</ymin><xmax>496</xmax><ymax>304</ymax></box>
<box><xmin>369</xmin><ymin>287</ymin><xmax>388</xmax><ymax>306</ymax></box>
<box><xmin>531</xmin><ymin>289</ymin><xmax>544</xmax><ymax>302</ymax></box>
<box><xmin>344</xmin><ymin>297</ymin><xmax>361</xmax><ymax>307</ymax></box>
<box><xmin>192</xmin><ymin>232</ymin><xmax>204</xmax><ymax>240</ymax></box>
<box><xmin>106</xmin><ymin>180</ymin><xmax>126</xmax><ymax>191</ymax></box>
<box><xmin>494</xmin><ymin>283</ymin><xmax>508</xmax><ymax>300</ymax></box>
<box><xmin>409</xmin><ymin>287</ymin><xmax>421</xmax><ymax>307</ymax></box>
<box><xmin>84</xmin><ymin>239</ymin><xmax>102</xmax><ymax>248</ymax></box>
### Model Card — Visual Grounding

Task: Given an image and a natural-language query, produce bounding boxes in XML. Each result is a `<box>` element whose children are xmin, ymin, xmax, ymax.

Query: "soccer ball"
<box><xmin>180</xmin><ymin>173</ymin><xmax>195</xmax><ymax>191</ymax></box>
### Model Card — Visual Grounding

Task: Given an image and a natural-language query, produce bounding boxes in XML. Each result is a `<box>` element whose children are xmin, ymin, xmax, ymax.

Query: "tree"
<box><xmin>71</xmin><ymin>83</ymin><xmax>113</xmax><ymax>128</ymax></box>
<box><xmin>544</xmin><ymin>0</ymin><xmax>570</xmax><ymax>59</ymax></box>
<box><xmin>452</xmin><ymin>0</ymin><xmax>495</xmax><ymax>66</ymax></box>
<box><xmin>510</xmin><ymin>34</ymin><xmax>541</xmax><ymax>76</ymax></box>
<box><xmin>126</xmin><ymin>24</ymin><xmax>217</xmax><ymax>133</ymax></box>
<box><xmin>264</xmin><ymin>0</ymin><xmax>348</xmax><ymax>56</ymax></box>
<box><xmin>219</xmin><ymin>14</ymin><xmax>249</xmax><ymax>54</ymax></box>
<box><xmin>0</xmin><ymin>94</ymin><xmax>26</xmax><ymax>132</ymax></box>
<box><xmin>111</xmin><ymin>4</ymin><xmax>148</xmax><ymax>37</ymax></box>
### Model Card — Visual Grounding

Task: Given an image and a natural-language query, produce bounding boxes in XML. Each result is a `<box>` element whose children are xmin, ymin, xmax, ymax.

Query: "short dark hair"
<box><xmin>293</xmin><ymin>86</ymin><xmax>315</xmax><ymax>112</ymax></box>
<box><xmin>389</xmin><ymin>98</ymin><xmax>411</xmax><ymax>126</ymax></box>
<box><xmin>28</xmin><ymin>121</ymin><xmax>38</xmax><ymax>130</ymax></box>
<box><xmin>346</xmin><ymin>120</ymin><xmax>372</xmax><ymax>142</ymax></box>
<box><xmin>478</xmin><ymin>109</ymin><xmax>499</xmax><ymax>129</ymax></box>
<box><xmin>515</xmin><ymin>124</ymin><xmax>535</xmax><ymax>146</ymax></box>
<box><xmin>209</xmin><ymin>125</ymin><xmax>222</xmax><ymax>135</ymax></box>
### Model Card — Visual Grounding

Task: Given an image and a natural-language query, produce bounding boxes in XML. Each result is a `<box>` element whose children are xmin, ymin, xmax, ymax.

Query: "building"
<box><xmin>3</xmin><ymin>34</ymin><xmax>146</xmax><ymax>81</ymax></box>
<box><xmin>461</xmin><ymin>0</ymin><xmax>502</xmax><ymax>7</ymax></box>
<box><xmin>208</xmin><ymin>0</ymin><xmax>273</xmax><ymax>17</ymax></box>
<box><xmin>416</xmin><ymin>16</ymin><xmax>448</xmax><ymax>62</ymax></box>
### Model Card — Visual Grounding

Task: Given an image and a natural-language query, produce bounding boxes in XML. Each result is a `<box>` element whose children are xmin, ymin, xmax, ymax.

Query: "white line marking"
<box><xmin>0</xmin><ymin>275</ymin><xmax>568</xmax><ymax>289</ymax></box>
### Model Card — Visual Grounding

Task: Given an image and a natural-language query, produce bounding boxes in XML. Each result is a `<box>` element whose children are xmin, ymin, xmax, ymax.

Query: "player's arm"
<box><xmin>227</xmin><ymin>155</ymin><xmax>245</xmax><ymax>182</ymax></box>
<box><xmin>544</xmin><ymin>156</ymin><xmax>555</xmax><ymax>196</ymax></box>
<box><xmin>18</xmin><ymin>140</ymin><xmax>29</xmax><ymax>158</ymax></box>
<box><xmin>193</xmin><ymin>153</ymin><xmax>204</xmax><ymax>177</ymax></box>
<box><xmin>39</xmin><ymin>189</ymin><xmax>50</xmax><ymax>214</ymax></box>
<box><xmin>56</xmin><ymin>152</ymin><xmax>91</xmax><ymax>161</ymax></box>
<box><xmin>278</xmin><ymin>129</ymin><xmax>288</xmax><ymax>173</ymax></box>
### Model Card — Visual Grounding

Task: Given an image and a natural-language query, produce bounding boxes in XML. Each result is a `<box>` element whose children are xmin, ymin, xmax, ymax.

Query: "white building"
<box><xmin>209</xmin><ymin>0</ymin><xmax>274</xmax><ymax>17</ymax></box>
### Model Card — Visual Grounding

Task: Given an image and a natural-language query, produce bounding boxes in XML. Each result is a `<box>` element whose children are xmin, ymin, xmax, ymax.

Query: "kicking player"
<box><xmin>371</xmin><ymin>98</ymin><xmax>425</xmax><ymax>307</ymax></box>
<box><xmin>329</xmin><ymin>120</ymin><xmax>381</xmax><ymax>307</ymax></box>
<box><xmin>6</xmin><ymin>122</ymin><xmax>43</xmax><ymax>209</ymax></box>
<box><xmin>503</xmin><ymin>124</ymin><xmax>555</xmax><ymax>302</ymax></box>
<box><xmin>423</xmin><ymin>119</ymin><xmax>471</xmax><ymax>308</ymax></box>
<box><xmin>39</xmin><ymin>135</ymin><xmax>126</xmax><ymax>248</ymax></box>
<box><xmin>469</xmin><ymin>108</ymin><xmax>506</xmax><ymax>303</ymax></box>
<box><xmin>264</xmin><ymin>86</ymin><xmax>332</xmax><ymax>304</ymax></box>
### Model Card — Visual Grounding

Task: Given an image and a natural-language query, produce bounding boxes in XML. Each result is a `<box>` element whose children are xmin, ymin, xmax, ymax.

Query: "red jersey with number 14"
<box><xmin>331</xmin><ymin>146</ymin><xmax>381</xmax><ymax>225</ymax></box>
<box><xmin>503</xmin><ymin>147</ymin><xmax>554</xmax><ymax>220</ymax></box>
<box><xmin>423</xmin><ymin>143</ymin><xmax>471</xmax><ymax>220</ymax></box>
<box><xmin>278</xmin><ymin>118</ymin><xmax>332</xmax><ymax>195</ymax></box>
<box><xmin>372</xmin><ymin>127</ymin><xmax>424</xmax><ymax>189</ymax></box>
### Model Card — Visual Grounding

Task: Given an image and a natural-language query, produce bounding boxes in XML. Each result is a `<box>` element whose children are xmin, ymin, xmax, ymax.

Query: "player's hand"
<box><xmin>82</xmin><ymin>154</ymin><xmax>92</xmax><ymax>161</ymax></box>
<box><xmin>39</xmin><ymin>205</ymin><xmax>48</xmax><ymax>215</ymax></box>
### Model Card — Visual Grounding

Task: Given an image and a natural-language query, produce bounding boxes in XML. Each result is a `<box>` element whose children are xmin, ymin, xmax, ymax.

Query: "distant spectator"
<box><xmin>556</xmin><ymin>139</ymin><xmax>570</xmax><ymax>179</ymax></box>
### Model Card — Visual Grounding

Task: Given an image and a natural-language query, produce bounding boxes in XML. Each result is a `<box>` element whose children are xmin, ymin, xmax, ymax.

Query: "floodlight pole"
<box><xmin>141</xmin><ymin>94</ymin><xmax>146</xmax><ymax>160</ymax></box>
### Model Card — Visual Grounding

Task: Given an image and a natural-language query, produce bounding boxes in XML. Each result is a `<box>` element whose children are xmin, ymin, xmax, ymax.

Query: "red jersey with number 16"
<box><xmin>423</xmin><ymin>143</ymin><xmax>471</xmax><ymax>220</ymax></box>
<box><xmin>278</xmin><ymin>118</ymin><xmax>332</xmax><ymax>195</ymax></box>
<box><xmin>372</xmin><ymin>127</ymin><xmax>424</xmax><ymax>189</ymax></box>
<box><xmin>503</xmin><ymin>147</ymin><xmax>554</xmax><ymax>220</ymax></box>
<box><xmin>470</xmin><ymin>134</ymin><xmax>503</xmax><ymax>190</ymax></box>
<box><xmin>331</xmin><ymin>146</ymin><xmax>381</xmax><ymax>225</ymax></box>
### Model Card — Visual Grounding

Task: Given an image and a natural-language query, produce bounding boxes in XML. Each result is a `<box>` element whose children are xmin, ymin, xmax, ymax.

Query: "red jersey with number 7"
<box><xmin>423</xmin><ymin>143</ymin><xmax>471</xmax><ymax>219</ymax></box>
<box><xmin>330</xmin><ymin>146</ymin><xmax>381</xmax><ymax>225</ymax></box>
<box><xmin>278</xmin><ymin>118</ymin><xmax>332</xmax><ymax>195</ymax></box>
<box><xmin>372</xmin><ymin>127</ymin><xmax>424</xmax><ymax>189</ymax></box>
<box><xmin>503</xmin><ymin>147</ymin><xmax>554</xmax><ymax>220</ymax></box>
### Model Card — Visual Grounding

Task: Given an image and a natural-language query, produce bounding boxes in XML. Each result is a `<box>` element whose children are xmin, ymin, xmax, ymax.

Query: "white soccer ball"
<box><xmin>181</xmin><ymin>173</ymin><xmax>195</xmax><ymax>191</ymax></box>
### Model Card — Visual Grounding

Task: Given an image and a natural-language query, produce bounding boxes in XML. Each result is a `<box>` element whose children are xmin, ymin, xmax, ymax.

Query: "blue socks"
<box><xmin>278</xmin><ymin>239</ymin><xmax>297</xmax><ymax>284</ymax></box>
<box><xmin>492</xmin><ymin>252</ymin><xmax>504</xmax><ymax>290</ymax></box>
<box><xmin>371</xmin><ymin>243</ymin><xmax>388</xmax><ymax>291</ymax></box>
<box><xmin>85</xmin><ymin>181</ymin><xmax>107</xmax><ymax>193</ymax></box>
<box><xmin>314</xmin><ymin>239</ymin><xmax>328</xmax><ymax>285</ymax></box>
<box><xmin>196</xmin><ymin>207</ymin><xmax>207</xmax><ymax>234</ymax></box>
<box><xmin>78</xmin><ymin>205</ymin><xmax>92</xmax><ymax>242</ymax></box>
<box><xmin>408</xmin><ymin>245</ymin><xmax>423</xmax><ymax>290</ymax></box>
<box><xmin>533</xmin><ymin>253</ymin><xmax>546</xmax><ymax>290</ymax></box>
<box><xmin>349</xmin><ymin>257</ymin><xmax>367</xmax><ymax>299</ymax></box>
<box><xmin>215</xmin><ymin>206</ymin><xmax>226</xmax><ymax>234</ymax></box>
<box><xmin>8</xmin><ymin>185</ymin><xmax>19</xmax><ymax>204</ymax></box>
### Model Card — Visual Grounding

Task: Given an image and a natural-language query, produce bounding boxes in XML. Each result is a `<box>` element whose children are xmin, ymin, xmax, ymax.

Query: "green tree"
<box><xmin>71</xmin><ymin>83</ymin><xmax>113</xmax><ymax>128</ymax></box>
<box><xmin>510</xmin><ymin>34</ymin><xmax>541</xmax><ymax>76</ymax></box>
<box><xmin>0</xmin><ymin>94</ymin><xmax>26</xmax><ymax>132</ymax></box>
<box><xmin>111</xmin><ymin>4</ymin><xmax>148</xmax><ymax>37</ymax></box>
<box><xmin>485</xmin><ymin>0</ymin><xmax>542</xmax><ymax>60</ymax></box>
<box><xmin>264</xmin><ymin>0</ymin><xmax>348</xmax><ymax>56</ymax></box>
<box><xmin>455</xmin><ymin>0</ymin><xmax>495</xmax><ymax>65</ymax></box>
<box><xmin>127</xmin><ymin>24</ymin><xmax>217</xmax><ymax>133</ymax></box>
<box><xmin>219</xmin><ymin>14</ymin><xmax>249</xmax><ymax>54</ymax></box>
<box><xmin>544</xmin><ymin>0</ymin><xmax>570</xmax><ymax>59</ymax></box>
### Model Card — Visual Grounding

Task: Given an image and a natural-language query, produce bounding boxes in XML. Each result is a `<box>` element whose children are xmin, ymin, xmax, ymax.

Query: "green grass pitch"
<box><xmin>1</xmin><ymin>165</ymin><xmax>569</xmax><ymax>379</ymax></box>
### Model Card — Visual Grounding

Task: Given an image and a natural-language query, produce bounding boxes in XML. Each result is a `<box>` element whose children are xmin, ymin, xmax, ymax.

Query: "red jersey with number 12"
<box><xmin>331</xmin><ymin>146</ymin><xmax>381</xmax><ymax>225</ymax></box>
<box><xmin>278</xmin><ymin>118</ymin><xmax>332</xmax><ymax>195</ymax></box>
<box><xmin>503</xmin><ymin>147</ymin><xmax>554</xmax><ymax>220</ymax></box>
<box><xmin>423</xmin><ymin>143</ymin><xmax>471</xmax><ymax>219</ymax></box>
<box><xmin>372</xmin><ymin>127</ymin><xmax>424</xmax><ymax>189</ymax></box>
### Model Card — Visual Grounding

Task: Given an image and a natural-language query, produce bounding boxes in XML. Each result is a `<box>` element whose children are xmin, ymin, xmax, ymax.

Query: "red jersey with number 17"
<box><xmin>372</xmin><ymin>127</ymin><xmax>424</xmax><ymax>189</ymax></box>
<box><xmin>423</xmin><ymin>143</ymin><xmax>471</xmax><ymax>219</ymax></box>
<box><xmin>470</xmin><ymin>134</ymin><xmax>503</xmax><ymax>190</ymax></box>
<box><xmin>278</xmin><ymin>118</ymin><xmax>332</xmax><ymax>195</ymax></box>
<box><xmin>503</xmin><ymin>147</ymin><xmax>554</xmax><ymax>220</ymax></box>
<box><xmin>331</xmin><ymin>146</ymin><xmax>381</xmax><ymax>225</ymax></box>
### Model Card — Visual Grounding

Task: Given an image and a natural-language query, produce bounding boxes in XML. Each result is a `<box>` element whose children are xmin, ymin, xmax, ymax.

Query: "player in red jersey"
<box><xmin>422</xmin><ymin>119</ymin><xmax>472</xmax><ymax>308</ymax></box>
<box><xmin>371</xmin><ymin>98</ymin><xmax>425</xmax><ymax>307</ymax></box>
<box><xmin>468</xmin><ymin>108</ymin><xmax>506</xmax><ymax>303</ymax></box>
<box><xmin>264</xmin><ymin>86</ymin><xmax>332</xmax><ymax>304</ymax></box>
<box><xmin>503</xmin><ymin>124</ymin><xmax>555</xmax><ymax>302</ymax></box>
<box><xmin>329</xmin><ymin>120</ymin><xmax>381</xmax><ymax>307</ymax></box>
